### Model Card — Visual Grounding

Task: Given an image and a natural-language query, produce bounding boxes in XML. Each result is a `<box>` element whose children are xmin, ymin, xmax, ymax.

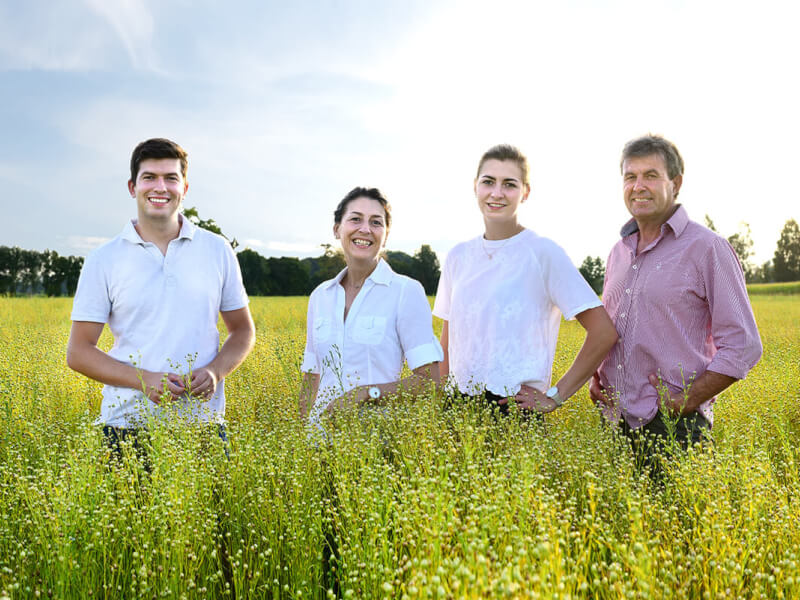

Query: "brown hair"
<box><xmin>476</xmin><ymin>144</ymin><xmax>530</xmax><ymax>186</ymax></box>
<box><xmin>334</xmin><ymin>187</ymin><xmax>392</xmax><ymax>231</ymax></box>
<box><xmin>129</xmin><ymin>138</ymin><xmax>188</xmax><ymax>183</ymax></box>
<box><xmin>620</xmin><ymin>134</ymin><xmax>684</xmax><ymax>180</ymax></box>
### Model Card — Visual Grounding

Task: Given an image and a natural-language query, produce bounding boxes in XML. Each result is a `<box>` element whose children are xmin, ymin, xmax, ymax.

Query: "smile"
<box><xmin>487</xmin><ymin>202</ymin><xmax>506</xmax><ymax>209</ymax></box>
<box><xmin>352</xmin><ymin>238</ymin><xmax>373</xmax><ymax>247</ymax></box>
<box><xmin>148</xmin><ymin>197</ymin><xmax>170</xmax><ymax>205</ymax></box>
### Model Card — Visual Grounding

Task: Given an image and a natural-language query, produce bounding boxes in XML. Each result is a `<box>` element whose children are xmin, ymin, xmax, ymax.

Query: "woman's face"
<box><xmin>334</xmin><ymin>196</ymin><xmax>388</xmax><ymax>265</ymax></box>
<box><xmin>474</xmin><ymin>159</ymin><xmax>530</xmax><ymax>225</ymax></box>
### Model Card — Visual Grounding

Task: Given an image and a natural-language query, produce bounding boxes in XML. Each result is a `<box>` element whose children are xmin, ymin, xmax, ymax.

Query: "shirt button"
<box><xmin>632</xmin><ymin>265</ymin><xmax>638</xmax><ymax>270</ymax></box>
<box><xmin>617</xmin><ymin>364</ymin><xmax>622</xmax><ymax>370</ymax></box>
<box><xmin>625</xmin><ymin>288</ymin><xmax>631</xmax><ymax>294</ymax></box>
<box><xmin>620</xmin><ymin>312</ymin><xmax>626</xmax><ymax>318</ymax></box>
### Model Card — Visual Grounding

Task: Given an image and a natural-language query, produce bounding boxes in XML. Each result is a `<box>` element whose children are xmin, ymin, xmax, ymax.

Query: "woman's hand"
<box><xmin>498</xmin><ymin>384</ymin><xmax>559</xmax><ymax>414</ymax></box>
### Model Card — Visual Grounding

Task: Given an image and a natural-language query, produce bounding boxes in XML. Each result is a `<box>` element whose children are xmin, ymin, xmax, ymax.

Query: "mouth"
<box><xmin>487</xmin><ymin>202</ymin><xmax>506</xmax><ymax>210</ymax></box>
<box><xmin>352</xmin><ymin>238</ymin><xmax>373</xmax><ymax>248</ymax></box>
<box><xmin>148</xmin><ymin>196</ymin><xmax>170</xmax><ymax>205</ymax></box>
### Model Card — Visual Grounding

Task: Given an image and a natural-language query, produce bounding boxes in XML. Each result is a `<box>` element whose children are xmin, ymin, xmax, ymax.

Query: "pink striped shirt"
<box><xmin>597</xmin><ymin>205</ymin><xmax>762</xmax><ymax>428</ymax></box>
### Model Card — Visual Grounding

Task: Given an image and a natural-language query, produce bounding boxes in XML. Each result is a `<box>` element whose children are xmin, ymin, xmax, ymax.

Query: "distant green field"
<box><xmin>1</xmin><ymin>295</ymin><xmax>799</xmax><ymax>599</ymax></box>
<box><xmin>747</xmin><ymin>281</ymin><xmax>800</xmax><ymax>295</ymax></box>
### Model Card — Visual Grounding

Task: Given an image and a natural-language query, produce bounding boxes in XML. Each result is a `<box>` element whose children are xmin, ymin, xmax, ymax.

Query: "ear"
<box><xmin>128</xmin><ymin>180</ymin><xmax>135</xmax><ymax>197</ymax></box>
<box><xmin>671</xmin><ymin>174</ymin><xmax>683</xmax><ymax>198</ymax></box>
<box><xmin>521</xmin><ymin>183</ymin><xmax>531</xmax><ymax>203</ymax></box>
<box><xmin>183</xmin><ymin>181</ymin><xmax>189</xmax><ymax>196</ymax></box>
<box><xmin>473</xmin><ymin>178</ymin><xmax>479</xmax><ymax>196</ymax></box>
<box><xmin>333</xmin><ymin>223</ymin><xmax>340</xmax><ymax>239</ymax></box>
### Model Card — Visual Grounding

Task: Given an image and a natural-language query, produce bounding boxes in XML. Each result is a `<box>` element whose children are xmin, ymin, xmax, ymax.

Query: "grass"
<box><xmin>0</xmin><ymin>295</ymin><xmax>798</xmax><ymax>599</ymax></box>
<box><xmin>746</xmin><ymin>281</ymin><xmax>800</xmax><ymax>295</ymax></box>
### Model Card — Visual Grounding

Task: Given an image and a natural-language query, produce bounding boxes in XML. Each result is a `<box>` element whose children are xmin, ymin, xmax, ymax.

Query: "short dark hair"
<box><xmin>129</xmin><ymin>138</ymin><xmax>188</xmax><ymax>183</ymax></box>
<box><xmin>620</xmin><ymin>134</ymin><xmax>684</xmax><ymax>180</ymax></box>
<box><xmin>334</xmin><ymin>187</ymin><xmax>392</xmax><ymax>231</ymax></box>
<box><xmin>476</xmin><ymin>144</ymin><xmax>530</xmax><ymax>186</ymax></box>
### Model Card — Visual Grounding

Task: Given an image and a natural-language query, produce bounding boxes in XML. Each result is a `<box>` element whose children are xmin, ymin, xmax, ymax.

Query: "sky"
<box><xmin>1</xmin><ymin>0</ymin><xmax>798</xmax><ymax>267</ymax></box>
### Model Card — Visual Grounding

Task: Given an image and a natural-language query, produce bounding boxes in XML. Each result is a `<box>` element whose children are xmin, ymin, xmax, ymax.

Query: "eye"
<box><xmin>623</xmin><ymin>174</ymin><xmax>635</xmax><ymax>181</ymax></box>
<box><xmin>503</xmin><ymin>182</ymin><xmax>518</xmax><ymax>188</ymax></box>
<box><xmin>480</xmin><ymin>178</ymin><xmax>494</xmax><ymax>186</ymax></box>
<box><xmin>371</xmin><ymin>220</ymin><xmax>384</xmax><ymax>227</ymax></box>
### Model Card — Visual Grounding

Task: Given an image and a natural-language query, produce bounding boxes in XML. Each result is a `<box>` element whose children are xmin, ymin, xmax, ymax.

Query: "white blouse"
<box><xmin>302</xmin><ymin>259</ymin><xmax>443</xmax><ymax>426</ymax></box>
<box><xmin>433</xmin><ymin>228</ymin><xmax>601</xmax><ymax>397</ymax></box>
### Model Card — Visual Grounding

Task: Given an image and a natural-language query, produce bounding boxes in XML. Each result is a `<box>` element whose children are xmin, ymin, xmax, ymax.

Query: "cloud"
<box><xmin>84</xmin><ymin>0</ymin><xmax>161</xmax><ymax>72</ymax></box>
<box><xmin>64</xmin><ymin>236</ymin><xmax>112</xmax><ymax>254</ymax></box>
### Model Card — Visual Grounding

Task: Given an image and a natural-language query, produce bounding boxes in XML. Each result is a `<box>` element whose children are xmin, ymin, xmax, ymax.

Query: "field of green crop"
<box><xmin>1</xmin><ymin>295</ymin><xmax>799</xmax><ymax>599</ymax></box>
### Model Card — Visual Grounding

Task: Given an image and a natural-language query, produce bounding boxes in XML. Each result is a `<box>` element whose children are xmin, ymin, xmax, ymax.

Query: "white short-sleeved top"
<box><xmin>302</xmin><ymin>258</ymin><xmax>443</xmax><ymax>426</ymax></box>
<box><xmin>433</xmin><ymin>228</ymin><xmax>601</xmax><ymax>397</ymax></box>
<box><xmin>71</xmin><ymin>218</ymin><xmax>249</xmax><ymax>427</ymax></box>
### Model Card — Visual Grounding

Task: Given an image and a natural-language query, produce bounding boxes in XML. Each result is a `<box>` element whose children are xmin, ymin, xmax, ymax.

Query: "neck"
<box><xmin>343</xmin><ymin>258</ymin><xmax>379</xmax><ymax>288</ymax></box>
<box><xmin>484</xmin><ymin>220</ymin><xmax>523</xmax><ymax>241</ymax></box>
<box><xmin>135</xmin><ymin>214</ymin><xmax>182</xmax><ymax>247</ymax></box>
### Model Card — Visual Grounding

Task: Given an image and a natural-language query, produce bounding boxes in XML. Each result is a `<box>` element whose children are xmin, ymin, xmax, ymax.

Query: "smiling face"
<box><xmin>128</xmin><ymin>158</ymin><xmax>188</xmax><ymax>226</ymax></box>
<box><xmin>622</xmin><ymin>153</ymin><xmax>682</xmax><ymax>227</ymax></box>
<box><xmin>334</xmin><ymin>196</ymin><xmax>388</xmax><ymax>266</ymax></box>
<box><xmin>474</xmin><ymin>159</ymin><xmax>530</xmax><ymax>228</ymax></box>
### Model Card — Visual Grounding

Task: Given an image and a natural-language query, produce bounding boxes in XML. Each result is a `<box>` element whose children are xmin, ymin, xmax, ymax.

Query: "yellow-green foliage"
<box><xmin>1</xmin><ymin>296</ymin><xmax>799</xmax><ymax>599</ymax></box>
<box><xmin>747</xmin><ymin>281</ymin><xmax>800</xmax><ymax>295</ymax></box>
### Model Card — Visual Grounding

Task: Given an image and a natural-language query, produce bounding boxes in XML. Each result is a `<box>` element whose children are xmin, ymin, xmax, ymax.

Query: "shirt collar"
<box><xmin>324</xmin><ymin>257</ymin><xmax>393</xmax><ymax>289</ymax></box>
<box><xmin>120</xmin><ymin>214</ymin><xmax>196</xmax><ymax>245</ymax></box>
<box><xmin>619</xmin><ymin>204</ymin><xmax>689</xmax><ymax>239</ymax></box>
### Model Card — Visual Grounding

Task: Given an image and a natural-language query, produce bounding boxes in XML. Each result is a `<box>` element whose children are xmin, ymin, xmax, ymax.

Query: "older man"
<box><xmin>590</xmin><ymin>135</ymin><xmax>761</xmax><ymax>457</ymax></box>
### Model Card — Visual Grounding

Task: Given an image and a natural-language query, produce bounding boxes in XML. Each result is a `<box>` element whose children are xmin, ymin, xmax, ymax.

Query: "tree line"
<box><xmin>3</xmin><ymin>212</ymin><xmax>797</xmax><ymax>297</ymax></box>
<box><xmin>576</xmin><ymin>217</ymin><xmax>800</xmax><ymax>295</ymax></box>
<box><xmin>0</xmin><ymin>246</ymin><xmax>84</xmax><ymax>296</ymax></box>
<box><xmin>237</xmin><ymin>243</ymin><xmax>441</xmax><ymax>296</ymax></box>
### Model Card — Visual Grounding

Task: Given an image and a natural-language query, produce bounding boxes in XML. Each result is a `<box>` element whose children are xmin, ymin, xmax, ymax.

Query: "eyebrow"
<box><xmin>346</xmin><ymin>210</ymin><xmax>385</xmax><ymax>220</ymax></box>
<box><xmin>479</xmin><ymin>174</ymin><xmax>521</xmax><ymax>183</ymax></box>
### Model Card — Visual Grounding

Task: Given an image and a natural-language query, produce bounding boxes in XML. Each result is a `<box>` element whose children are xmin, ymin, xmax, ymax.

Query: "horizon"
<box><xmin>1</xmin><ymin>0</ymin><xmax>798</xmax><ymax>267</ymax></box>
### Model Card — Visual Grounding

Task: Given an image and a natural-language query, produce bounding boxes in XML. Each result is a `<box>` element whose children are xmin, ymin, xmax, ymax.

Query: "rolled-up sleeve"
<box><xmin>301</xmin><ymin>293</ymin><xmax>320</xmax><ymax>374</ymax></box>
<box><xmin>398</xmin><ymin>279</ymin><xmax>444</xmax><ymax>370</ymax></box>
<box><xmin>705</xmin><ymin>238</ymin><xmax>762</xmax><ymax>379</ymax></box>
<box><xmin>432</xmin><ymin>252</ymin><xmax>453</xmax><ymax>321</ymax></box>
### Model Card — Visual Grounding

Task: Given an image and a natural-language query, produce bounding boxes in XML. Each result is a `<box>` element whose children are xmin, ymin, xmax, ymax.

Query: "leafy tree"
<box><xmin>384</xmin><ymin>250</ymin><xmax>416</xmax><ymax>279</ymax></box>
<box><xmin>579</xmin><ymin>256</ymin><xmax>605</xmax><ymax>295</ymax></box>
<box><xmin>0</xmin><ymin>246</ymin><xmax>23</xmax><ymax>296</ymax></box>
<box><xmin>304</xmin><ymin>244</ymin><xmax>346</xmax><ymax>292</ymax></box>
<box><xmin>727</xmin><ymin>222</ymin><xmax>756</xmax><ymax>282</ymax></box>
<box><xmin>183</xmin><ymin>206</ymin><xmax>238</xmax><ymax>249</ymax></box>
<box><xmin>237</xmin><ymin>249</ymin><xmax>272</xmax><ymax>296</ymax></box>
<box><xmin>266</xmin><ymin>257</ymin><xmax>309</xmax><ymax>295</ymax></box>
<box><xmin>704</xmin><ymin>214</ymin><xmax>718</xmax><ymax>233</ymax></box>
<box><xmin>773</xmin><ymin>219</ymin><xmax>800</xmax><ymax>282</ymax></box>
<box><xmin>413</xmin><ymin>245</ymin><xmax>441</xmax><ymax>295</ymax></box>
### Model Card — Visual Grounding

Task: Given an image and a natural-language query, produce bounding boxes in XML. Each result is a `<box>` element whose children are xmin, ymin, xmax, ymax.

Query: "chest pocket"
<box><xmin>351</xmin><ymin>316</ymin><xmax>388</xmax><ymax>345</ymax></box>
<box><xmin>313</xmin><ymin>318</ymin><xmax>333</xmax><ymax>343</ymax></box>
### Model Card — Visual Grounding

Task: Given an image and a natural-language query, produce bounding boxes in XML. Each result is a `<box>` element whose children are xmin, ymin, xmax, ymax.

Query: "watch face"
<box><xmin>369</xmin><ymin>387</ymin><xmax>381</xmax><ymax>399</ymax></box>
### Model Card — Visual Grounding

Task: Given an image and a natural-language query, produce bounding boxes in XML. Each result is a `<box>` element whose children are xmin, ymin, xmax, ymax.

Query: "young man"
<box><xmin>590</xmin><ymin>134</ymin><xmax>762</xmax><ymax>465</ymax></box>
<box><xmin>67</xmin><ymin>138</ymin><xmax>255</xmax><ymax>444</ymax></box>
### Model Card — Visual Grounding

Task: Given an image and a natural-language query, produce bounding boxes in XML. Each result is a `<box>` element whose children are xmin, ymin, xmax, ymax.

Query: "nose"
<box><xmin>632</xmin><ymin>175</ymin><xmax>646</xmax><ymax>191</ymax></box>
<box><xmin>490</xmin><ymin>183</ymin><xmax>504</xmax><ymax>197</ymax></box>
<box><xmin>154</xmin><ymin>176</ymin><xmax>167</xmax><ymax>192</ymax></box>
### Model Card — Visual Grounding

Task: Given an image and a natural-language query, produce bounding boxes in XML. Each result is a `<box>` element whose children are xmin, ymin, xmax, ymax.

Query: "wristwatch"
<box><xmin>545</xmin><ymin>385</ymin><xmax>566</xmax><ymax>407</ymax></box>
<box><xmin>368</xmin><ymin>386</ymin><xmax>381</xmax><ymax>400</ymax></box>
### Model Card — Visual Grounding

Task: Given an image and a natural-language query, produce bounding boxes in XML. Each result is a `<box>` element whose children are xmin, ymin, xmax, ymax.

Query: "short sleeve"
<box><xmin>300</xmin><ymin>292</ymin><xmax>320</xmax><ymax>374</ymax></box>
<box><xmin>70</xmin><ymin>252</ymin><xmax>111</xmax><ymax>323</ymax></box>
<box><xmin>398</xmin><ymin>279</ymin><xmax>444</xmax><ymax>370</ymax></box>
<box><xmin>432</xmin><ymin>250</ymin><xmax>454</xmax><ymax>321</ymax></box>
<box><xmin>220</xmin><ymin>242</ymin><xmax>249</xmax><ymax>312</ymax></box>
<box><xmin>540</xmin><ymin>241</ymin><xmax>602</xmax><ymax>320</ymax></box>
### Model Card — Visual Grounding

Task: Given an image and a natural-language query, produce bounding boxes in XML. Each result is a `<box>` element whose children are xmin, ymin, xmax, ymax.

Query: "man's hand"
<box><xmin>649</xmin><ymin>373</ymin><xmax>693</xmax><ymax>416</ymax></box>
<box><xmin>141</xmin><ymin>371</ymin><xmax>185</xmax><ymax>404</ymax></box>
<box><xmin>498</xmin><ymin>384</ymin><xmax>558</xmax><ymax>414</ymax></box>
<box><xmin>325</xmin><ymin>387</ymin><xmax>365</xmax><ymax>415</ymax></box>
<box><xmin>589</xmin><ymin>373</ymin><xmax>614</xmax><ymax>407</ymax></box>
<box><xmin>189</xmin><ymin>367</ymin><xmax>219</xmax><ymax>400</ymax></box>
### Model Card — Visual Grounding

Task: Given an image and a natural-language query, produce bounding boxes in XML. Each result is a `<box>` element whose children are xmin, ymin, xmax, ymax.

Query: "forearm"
<box><xmin>556</xmin><ymin>308</ymin><xmax>618</xmax><ymax>399</ymax></box>
<box><xmin>349</xmin><ymin>363</ymin><xmax>440</xmax><ymax>406</ymax></box>
<box><xmin>202</xmin><ymin>328</ymin><xmax>255</xmax><ymax>381</ymax></box>
<box><xmin>67</xmin><ymin>342</ymin><xmax>150</xmax><ymax>391</ymax></box>
<box><xmin>439</xmin><ymin>321</ymin><xmax>450</xmax><ymax>380</ymax></box>
<box><xmin>683</xmin><ymin>370</ymin><xmax>737</xmax><ymax>412</ymax></box>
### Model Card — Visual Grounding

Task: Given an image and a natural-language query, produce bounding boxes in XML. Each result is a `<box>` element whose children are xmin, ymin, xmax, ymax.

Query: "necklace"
<box><xmin>481</xmin><ymin>235</ymin><xmax>512</xmax><ymax>260</ymax></box>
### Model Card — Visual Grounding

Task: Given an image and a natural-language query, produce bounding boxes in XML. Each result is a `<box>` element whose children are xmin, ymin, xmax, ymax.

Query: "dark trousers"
<box><xmin>446</xmin><ymin>390</ymin><xmax>545</xmax><ymax>422</ymax></box>
<box><xmin>620</xmin><ymin>411</ymin><xmax>711</xmax><ymax>478</ymax></box>
<box><xmin>103</xmin><ymin>424</ymin><xmax>230</xmax><ymax>464</ymax></box>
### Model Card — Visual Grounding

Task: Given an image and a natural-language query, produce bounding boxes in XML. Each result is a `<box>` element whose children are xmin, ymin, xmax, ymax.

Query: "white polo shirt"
<box><xmin>302</xmin><ymin>259</ymin><xmax>443</xmax><ymax>426</ymax></box>
<box><xmin>71</xmin><ymin>218</ymin><xmax>249</xmax><ymax>427</ymax></box>
<box><xmin>434</xmin><ymin>228</ymin><xmax>601</xmax><ymax>397</ymax></box>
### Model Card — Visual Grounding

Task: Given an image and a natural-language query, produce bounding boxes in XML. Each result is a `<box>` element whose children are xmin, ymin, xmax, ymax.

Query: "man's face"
<box><xmin>622</xmin><ymin>154</ymin><xmax>682</xmax><ymax>226</ymax></box>
<box><xmin>128</xmin><ymin>158</ymin><xmax>188</xmax><ymax>225</ymax></box>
